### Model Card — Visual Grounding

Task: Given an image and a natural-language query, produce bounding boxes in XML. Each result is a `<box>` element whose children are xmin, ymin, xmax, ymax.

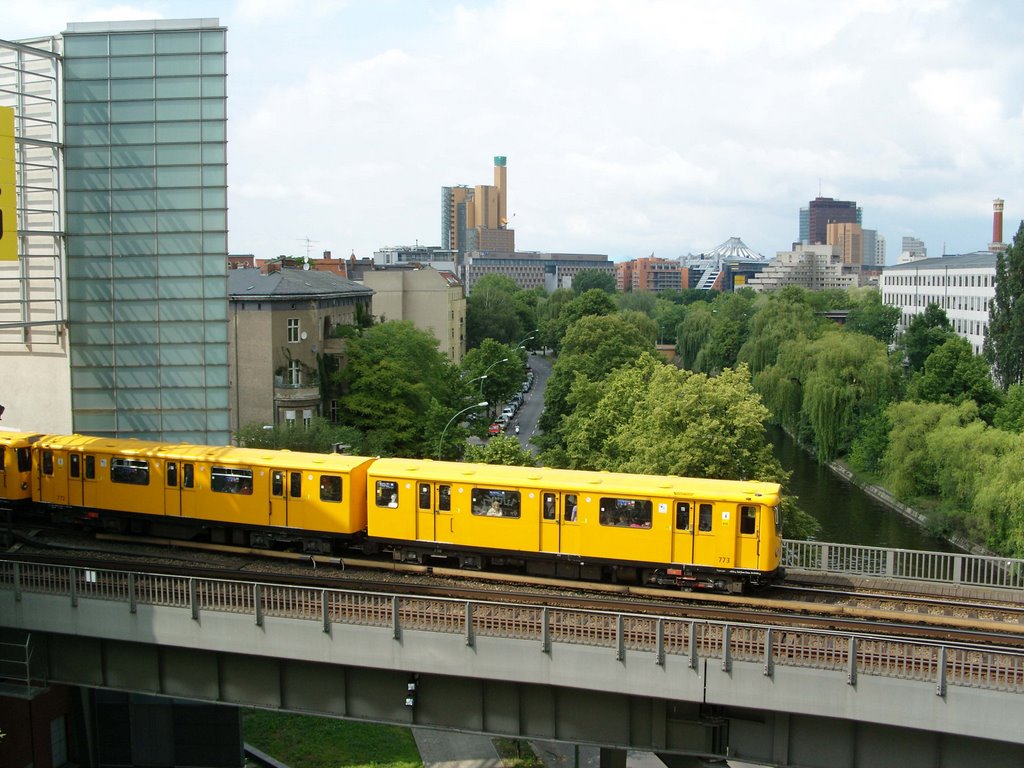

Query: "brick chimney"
<box><xmin>990</xmin><ymin>198</ymin><xmax>1005</xmax><ymax>252</ymax></box>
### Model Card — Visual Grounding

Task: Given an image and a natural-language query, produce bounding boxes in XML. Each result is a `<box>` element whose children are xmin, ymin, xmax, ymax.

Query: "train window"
<box><xmin>111</xmin><ymin>458</ymin><xmax>150</xmax><ymax>486</ymax></box>
<box><xmin>471</xmin><ymin>488</ymin><xmax>521</xmax><ymax>519</ymax></box>
<box><xmin>676</xmin><ymin>502</ymin><xmax>690</xmax><ymax>530</ymax></box>
<box><xmin>438</xmin><ymin>485</ymin><xmax>451</xmax><ymax>512</ymax></box>
<box><xmin>418</xmin><ymin>483</ymin><xmax>431</xmax><ymax>510</ymax></box>
<box><xmin>182</xmin><ymin>463</ymin><xmax>194</xmax><ymax>489</ymax></box>
<box><xmin>70</xmin><ymin>454</ymin><xmax>80</xmax><ymax>478</ymax></box>
<box><xmin>271</xmin><ymin>471</ymin><xmax>284</xmax><ymax>497</ymax></box>
<box><xmin>289</xmin><ymin>472</ymin><xmax>302</xmax><ymax>498</ymax></box>
<box><xmin>740</xmin><ymin>505</ymin><xmax>757</xmax><ymax>535</ymax></box>
<box><xmin>166</xmin><ymin>462</ymin><xmax>177</xmax><ymax>487</ymax></box>
<box><xmin>565</xmin><ymin>494</ymin><xmax>578</xmax><ymax>522</ymax></box>
<box><xmin>698</xmin><ymin>503</ymin><xmax>713</xmax><ymax>532</ymax></box>
<box><xmin>18</xmin><ymin>448</ymin><xmax>31</xmax><ymax>472</ymax></box>
<box><xmin>320</xmin><ymin>475</ymin><xmax>342</xmax><ymax>503</ymax></box>
<box><xmin>212</xmin><ymin>466</ymin><xmax>253</xmax><ymax>495</ymax></box>
<box><xmin>543</xmin><ymin>493</ymin><xmax>556</xmax><ymax>521</ymax></box>
<box><xmin>599</xmin><ymin>497</ymin><xmax>652</xmax><ymax>528</ymax></box>
<box><xmin>42</xmin><ymin>451</ymin><xmax>54</xmax><ymax>475</ymax></box>
<box><xmin>376</xmin><ymin>480</ymin><xmax>398</xmax><ymax>507</ymax></box>
<box><xmin>85</xmin><ymin>455</ymin><xmax>95</xmax><ymax>479</ymax></box>
<box><xmin>774</xmin><ymin>506</ymin><xmax>782</xmax><ymax>535</ymax></box>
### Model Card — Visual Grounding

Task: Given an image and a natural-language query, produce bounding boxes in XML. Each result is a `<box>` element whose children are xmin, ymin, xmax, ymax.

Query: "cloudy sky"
<box><xmin>8</xmin><ymin>1</ymin><xmax>1024</xmax><ymax>263</ymax></box>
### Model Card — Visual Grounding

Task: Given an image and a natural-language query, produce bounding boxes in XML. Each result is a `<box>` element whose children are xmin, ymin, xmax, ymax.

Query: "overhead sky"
<box><xmin>8</xmin><ymin>1</ymin><xmax>1024</xmax><ymax>264</ymax></box>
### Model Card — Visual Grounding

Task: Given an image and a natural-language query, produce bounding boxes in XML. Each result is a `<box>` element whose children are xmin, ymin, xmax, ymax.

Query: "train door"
<box><xmin>434</xmin><ymin>484</ymin><xmax>454</xmax><ymax>543</ymax></box>
<box><xmin>691</xmin><ymin>501</ymin><xmax>720</xmax><ymax>569</ymax></box>
<box><xmin>671</xmin><ymin>501</ymin><xmax>694</xmax><ymax>565</ymax></box>
<box><xmin>68</xmin><ymin>453</ymin><xmax>84</xmax><ymax>507</ymax></box>
<box><xmin>269</xmin><ymin>470</ymin><xmax>288</xmax><ymax>527</ymax></box>
<box><xmin>560</xmin><ymin>493</ymin><xmax>581</xmax><ymax>555</ymax></box>
<box><xmin>163</xmin><ymin>461</ymin><xmax>180</xmax><ymax>516</ymax></box>
<box><xmin>179</xmin><ymin>463</ymin><xmax>198</xmax><ymax>519</ymax></box>
<box><xmin>81</xmin><ymin>454</ymin><xmax>98</xmax><ymax>509</ymax></box>
<box><xmin>735</xmin><ymin>504</ymin><xmax>759</xmax><ymax>570</ymax></box>
<box><xmin>416</xmin><ymin>483</ymin><xmax>435</xmax><ymax>541</ymax></box>
<box><xmin>540</xmin><ymin>492</ymin><xmax>560</xmax><ymax>553</ymax></box>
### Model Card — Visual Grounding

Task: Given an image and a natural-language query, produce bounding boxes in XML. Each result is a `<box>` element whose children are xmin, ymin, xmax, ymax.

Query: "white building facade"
<box><xmin>881</xmin><ymin>252</ymin><xmax>996</xmax><ymax>355</ymax></box>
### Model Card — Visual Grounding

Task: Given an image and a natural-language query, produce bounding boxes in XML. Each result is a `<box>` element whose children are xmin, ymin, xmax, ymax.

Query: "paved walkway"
<box><xmin>413</xmin><ymin>727</ymin><xmax>504</xmax><ymax>768</ymax></box>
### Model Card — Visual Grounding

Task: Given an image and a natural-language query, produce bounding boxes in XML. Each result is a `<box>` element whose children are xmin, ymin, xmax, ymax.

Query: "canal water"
<box><xmin>768</xmin><ymin>427</ymin><xmax>958</xmax><ymax>552</ymax></box>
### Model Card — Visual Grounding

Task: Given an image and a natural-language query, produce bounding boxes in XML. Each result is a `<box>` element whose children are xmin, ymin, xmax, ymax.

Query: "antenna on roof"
<box><xmin>297</xmin><ymin>236</ymin><xmax>319</xmax><ymax>259</ymax></box>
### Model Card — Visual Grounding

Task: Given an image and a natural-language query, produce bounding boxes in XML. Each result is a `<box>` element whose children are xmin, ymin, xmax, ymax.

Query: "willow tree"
<box><xmin>676</xmin><ymin>302</ymin><xmax>713</xmax><ymax>370</ymax></box>
<box><xmin>737</xmin><ymin>289</ymin><xmax>823</xmax><ymax>375</ymax></box>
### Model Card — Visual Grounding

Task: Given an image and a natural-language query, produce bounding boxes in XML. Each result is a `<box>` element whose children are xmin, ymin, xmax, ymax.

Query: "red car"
<box><xmin>487</xmin><ymin>422</ymin><xmax>502</xmax><ymax>436</ymax></box>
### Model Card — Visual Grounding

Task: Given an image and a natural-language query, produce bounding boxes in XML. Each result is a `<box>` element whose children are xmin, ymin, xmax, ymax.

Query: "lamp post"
<box><xmin>515</xmin><ymin>330</ymin><xmax>538</xmax><ymax>351</ymax></box>
<box><xmin>467</xmin><ymin>373</ymin><xmax>487</xmax><ymax>393</ymax></box>
<box><xmin>480</xmin><ymin>357</ymin><xmax>509</xmax><ymax>396</ymax></box>
<box><xmin>438</xmin><ymin>401</ymin><xmax>488</xmax><ymax>460</ymax></box>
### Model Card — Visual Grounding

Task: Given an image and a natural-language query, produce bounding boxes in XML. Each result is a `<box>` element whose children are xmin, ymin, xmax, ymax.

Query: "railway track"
<box><xmin>6</xmin><ymin>525</ymin><xmax>1024</xmax><ymax>646</ymax></box>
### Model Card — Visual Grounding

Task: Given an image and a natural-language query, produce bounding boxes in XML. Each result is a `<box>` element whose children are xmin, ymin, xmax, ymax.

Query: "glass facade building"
<box><xmin>62</xmin><ymin>20</ymin><xmax>229</xmax><ymax>443</ymax></box>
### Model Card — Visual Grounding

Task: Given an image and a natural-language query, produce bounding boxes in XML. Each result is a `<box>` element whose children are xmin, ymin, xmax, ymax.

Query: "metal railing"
<box><xmin>782</xmin><ymin>540</ymin><xmax>1024</xmax><ymax>590</ymax></box>
<box><xmin>0</xmin><ymin>559</ymin><xmax>1021</xmax><ymax>697</ymax></box>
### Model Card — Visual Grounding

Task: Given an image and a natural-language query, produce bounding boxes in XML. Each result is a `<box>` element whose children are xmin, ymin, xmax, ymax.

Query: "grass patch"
<box><xmin>493</xmin><ymin>739</ymin><xmax>544</xmax><ymax>768</ymax></box>
<box><xmin>242</xmin><ymin>709</ymin><xmax>422</xmax><ymax>768</ymax></box>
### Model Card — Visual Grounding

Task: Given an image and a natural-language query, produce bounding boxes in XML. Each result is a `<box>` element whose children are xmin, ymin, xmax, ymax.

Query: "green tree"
<box><xmin>336</xmin><ymin>321</ymin><xmax>458</xmax><ymax>457</ymax></box>
<box><xmin>466</xmin><ymin>274</ymin><xmax>524</xmax><ymax>349</ymax></box>
<box><xmin>844</xmin><ymin>289</ymin><xmax>901</xmax><ymax>344</ymax></box>
<box><xmin>737</xmin><ymin>289</ymin><xmax>823</xmax><ymax>374</ymax></box>
<box><xmin>985</xmin><ymin>221</ymin><xmax>1024</xmax><ymax>390</ymax></box>
<box><xmin>994</xmin><ymin>384</ymin><xmax>1024</xmax><ymax>433</ymax></box>
<box><xmin>464</xmin><ymin>434</ymin><xmax>537</xmax><ymax>466</ymax></box>
<box><xmin>572</xmin><ymin>269</ymin><xmax>617</xmax><ymax>295</ymax></box>
<box><xmin>460</xmin><ymin>339</ymin><xmax>525</xmax><ymax>418</ymax></box>
<box><xmin>676</xmin><ymin>302</ymin><xmax>713</xmax><ymax>371</ymax></box>
<box><xmin>235</xmin><ymin>417</ymin><xmax>360</xmax><ymax>453</ymax></box>
<box><xmin>908</xmin><ymin>336</ymin><xmax>1003</xmax><ymax>423</ymax></box>
<box><xmin>652</xmin><ymin>298</ymin><xmax>688</xmax><ymax>344</ymax></box>
<box><xmin>694</xmin><ymin>291</ymin><xmax>756</xmax><ymax>374</ymax></box>
<box><xmin>899</xmin><ymin>303</ymin><xmax>953</xmax><ymax>373</ymax></box>
<box><xmin>617</xmin><ymin>290</ymin><xmax>657</xmax><ymax>316</ymax></box>
<box><xmin>881</xmin><ymin>400</ymin><xmax>975</xmax><ymax>499</ymax></box>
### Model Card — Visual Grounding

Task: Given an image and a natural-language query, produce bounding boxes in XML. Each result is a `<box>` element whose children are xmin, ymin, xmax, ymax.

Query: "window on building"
<box><xmin>303</xmin><ymin>409</ymin><xmax>312</xmax><ymax>428</ymax></box>
<box><xmin>285</xmin><ymin>409</ymin><xmax>296</xmax><ymax>427</ymax></box>
<box><xmin>287</xmin><ymin>361</ymin><xmax>301</xmax><ymax>387</ymax></box>
<box><xmin>287</xmin><ymin>317</ymin><xmax>300</xmax><ymax>343</ymax></box>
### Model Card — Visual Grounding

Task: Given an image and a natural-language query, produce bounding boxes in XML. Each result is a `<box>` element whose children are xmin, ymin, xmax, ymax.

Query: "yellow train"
<box><xmin>0</xmin><ymin>430</ymin><xmax>784</xmax><ymax>591</ymax></box>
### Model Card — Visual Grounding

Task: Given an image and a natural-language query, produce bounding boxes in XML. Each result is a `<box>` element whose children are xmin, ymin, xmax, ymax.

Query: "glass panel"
<box><xmin>159</xmin><ymin>300</ymin><xmax>203</xmax><ymax>322</ymax></box>
<box><xmin>211</xmin><ymin>466</ymin><xmax>253</xmax><ymax>495</ymax></box>
<box><xmin>203</xmin><ymin>277</ymin><xmax>226</xmax><ymax>297</ymax></box>
<box><xmin>203</xmin><ymin>299</ymin><xmax>227</xmax><ymax>320</ymax></box>
<box><xmin>111</xmin><ymin>458</ymin><xmax>150</xmax><ymax>485</ymax></box>
<box><xmin>157</xmin><ymin>166</ymin><xmax>202</xmax><ymax>187</ymax></box>
<box><xmin>471</xmin><ymin>488</ymin><xmax>521</xmax><ymax>518</ymax></box>
<box><xmin>158</xmin><ymin>211</ymin><xmax>203</xmax><ymax>233</ymax></box>
<box><xmin>77</xmin><ymin>413</ymin><xmax>115</xmax><ymax>432</ymax></box>
<box><xmin>201</xmin><ymin>77</ymin><xmax>226</xmax><ymax>97</ymax></box>
<box><xmin>157</xmin><ymin>32</ymin><xmax>202</xmax><ymax>54</ymax></box>
<box><xmin>201</xmin><ymin>54</ymin><xmax>226</xmax><ymax>75</ymax></box>
<box><xmin>157</xmin><ymin>144</ymin><xmax>202</xmax><ymax>165</ymax></box>
<box><xmin>65</xmin><ymin>148</ymin><xmax>110</xmax><ymax>168</ymax></box>
<box><xmin>66</xmin><ymin>125</ymin><xmax>110</xmax><ymax>146</ymax></box>
<box><xmin>66</xmin><ymin>170</ymin><xmax>111</xmax><ymax>191</ymax></box>
<box><xmin>158</xmin><ymin>233</ymin><xmax>202</xmax><ymax>254</ymax></box>
<box><xmin>117</xmin><ymin>390</ymin><xmax>159</xmax><ymax>410</ymax></box>
<box><xmin>157</xmin><ymin>188</ymin><xmax>201</xmax><ymax>209</ymax></box>
<box><xmin>110</xmin><ymin>33</ymin><xmax>154</xmax><ymax>55</ymax></box>
<box><xmin>68</xmin><ymin>280</ymin><xmax>112</xmax><ymax>301</ymax></box>
<box><xmin>203</xmin><ymin>188</ymin><xmax>226</xmax><ymax>208</ymax></box>
<box><xmin>111</xmin><ymin>190</ymin><xmax>156</xmax><ymax>212</ymax></box>
<box><xmin>66</xmin><ymin>252</ymin><xmax>112</xmax><ymax>275</ymax></box>
<box><xmin>204</xmin><ymin>323</ymin><xmax>227</xmax><ymax>342</ymax></box>
<box><xmin>113</xmin><ymin>235</ymin><xmax>157</xmax><ymax>256</ymax></box>
<box><xmin>161</xmin><ymin>323</ymin><xmax>204</xmax><ymax>343</ymax></box>
<box><xmin>201</xmin><ymin>99</ymin><xmax>226</xmax><ymax>119</ymax></box>
<box><xmin>64</xmin><ymin>58</ymin><xmax>110</xmax><ymax>80</ymax></box>
<box><xmin>156</xmin><ymin>55</ymin><xmax>201</xmax><ymax>76</ymax></box>
<box><xmin>201</xmin><ymin>121</ymin><xmax>226</xmax><ymax>142</ymax></box>
<box><xmin>75</xmin><ymin>390</ymin><xmax>117</xmax><ymax>410</ymax></box>
<box><xmin>206</xmin><ymin>389</ymin><xmax>229</xmax><ymax>409</ymax></box>
<box><xmin>112</xmin><ymin>275</ymin><xmax>157</xmax><ymax>297</ymax></box>
<box><xmin>70</xmin><ymin>324</ymin><xmax>113</xmax><ymax>345</ymax></box>
<box><xmin>110</xmin><ymin>123</ymin><xmax>154</xmax><ymax>144</ymax></box>
<box><xmin>111</xmin><ymin>212</ymin><xmax>156</xmax><ymax>234</ymax></box>
<box><xmin>72</xmin><ymin>347</ymin><xmax>113</xmax><ymax>367</ymax></box>
<box><xmin>201</xmin><ymin>144</ymin><xmax>226</xmax><ymax>164</ymax></box>
<box><xmin>163</xmin><ymin>389</ymin><xmax>206</xmax><ymax>409</ymax></box>
<box><xmin>202</xmin><ymin>166</ymin><xmax>226</xmax><ymax>185</ymax></box>
<box><xmin>65</xmin><ymin>80</ymin><xmax>110</xmax><ymax>101</ymax></box>
<box><xmin>67</xmin><ymin>214</ymin><xmax>111</xmax><ymax>235</ymax></box>
<box><xmin>113</xmin><ymin>302</ymin><xmax>158</xmax><ymax>323</ymax></box>
<box><xmin>204</xmin><ymin>343</ymin><xmax>227</xmax><ymax>364</ymax></box>
<box><xmin>116</xmin><ymin>345</ymin><xmax>159</xmax><ymax>366</ymax></box>
<box><xmin>161</xmin><ymin>344</ymin><xmax>203</xmax><ymax>365</ymax></box>
<box><xmin>65</xmin><ymin>103</ymin><xmax>110</xmax><ymax>124</ymax></box>
<box><xmin>111</xmin><ymin>55</ymin><xmax>155</xmax><ymax>77</ymax></box>
<box><xmin>156</xmin><ymin>77</ymin><xmax>201</xmax><ymax>98</ymax></box>
<box><xmin>201</xmin><ymin>30</ymin><xmax>225</xmax><ymax>52</ymax></box>
<box><xmin>120</xmin><ymin>412</ymin><xmax>160</xmax><ymax>433</ymax></box>
<box><xmin>321</xmin><ymin>476</ymin><xmax>342</xmax><ymax>503</ymax></box>
<box><xmin>73</xmin><ymin>302</ymin><xmax>113</xmax><ymax>322</ymax></box>
<box><xmin>116</xmin><ymin>368</ymin><xmax>159</xmax><ymax>387</ymax></box>
<box><xmin>203</xmin><ymin>210</ymin><xmax>227</xmax><ymax>230</ymax></box>
<box><xmin>203</xmin><ymin>233</ymin><xmax>227</xmax><ymax>252</ymax></box>
<box><xmin>156</xmin><ymin>122</ymin><xmax>201</xmax><ymax>142</ymax></box>
<box><xmin>111</xmin><ymin>101</ymin><xmax>156</xmax><ymax>123</ymax></box>
<box><xmin>115</xmin><ymin>322</ymin><xmax>158</xmax><ymax>344</ymax></box>
<box><xmin>67</xmin><ymin>191</ymin><xmax>112</xmax><ymax>213</ymax></box>
<box><xmin>110</xmin><ymin>79</ymin><xmax>154</xmax><ymax>100</ymax></box>
<box><xmin>111</xmin><ymin>146</ymin><xmax>155</xmax><ymax>167</ymax></box>
<box><xmin>206</xmin><ymin>365</ymin><xmax>229</xmax><ymax>386</ymax></box>
<box><xmin>72</xmin><ymin>368</ymin><xmax>115</xmax><ymax>389</ymax></box>
<box><xmin>111</xmin><ymin>167</ymin><xmax>156</xmax><ymax>190</ymax></box>
<box><xmin>160</xmin><ymin>277</ymin><xmax>203</xmax><ymax>299</ymax></box>
<box><xmin>156</xmin><ymin>99</ymin><xmax>201</xmax><ymax>121</ymax></box>
<box><xmin>64</xmin><ymin>35</ymin><xmax>109</xmax><ymax>56</ymax></box>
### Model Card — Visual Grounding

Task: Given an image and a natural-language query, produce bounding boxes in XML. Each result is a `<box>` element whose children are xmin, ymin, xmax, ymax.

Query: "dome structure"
<box><xmin>705</xmin><ymin>236</ymin><xmax>766</xmax><ymax>261</ymax></box>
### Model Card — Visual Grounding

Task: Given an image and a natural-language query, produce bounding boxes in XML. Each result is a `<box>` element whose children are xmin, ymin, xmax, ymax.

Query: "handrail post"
<box><xmin>721</xmin><ymin>625</ymin><xmax>731</xmax><ymax>672</ymax></box>
<box><xmin>655</xmin><ymin>618</ymin><xmax>665</xmax><ymax>667</ymax></box>
<box><xmin>763</xmin><ymin>627</ymin><xmax>774</xmax><ymax>677</ymax></box>
<box><xmin>391</xmin><ymin>595</ymin><xmax>401</xmax><ymax>640</ymax></box>
<box><xmin>321</xmin><ymin>590</ymin><xmax>330</xmax><ymax>634</ymax></box>
<box><xmin>688</xmin><ymin>622</ymin><xmax>698</xmax><ymax>670</ymax></box>
<box><xmin>128</xmin><ymin>572</ymin><xmax>136</xmax><ymax>614</ymax></box>
<box><xmin>936</xmin><ymin>646</ymin><xmax>947</xmax><ymax>697</ymax></box>
<box><xmin>541</xmin><ymin>606</ymin><xmax>551</xmax><ymax>654</ymax></box>
<box><xmin>189</xmin><ymin>578</ymin><xmax>198</xmax><ymax>621</ymax></box>
<box><xmin>615</xmin><ymin>614</ymin><xmax>625</xmax><ymax>662</ymax></box>
<box><xmin>464</xmin><ymin>601</ymin><xmax>474</xmax><ymax>647</ymax></box>
<box><xmin>254</xmin><ymin>584</ymin><xmax>263</xmax><ymax>627</ymax></box>
<box><xmin>13</xmin><ymin>562</ymin><xmax>21</xmax><ymax>602</ymax></box>
<box><xmin>69</xmin><ymin>567</ymin><xmax>77</xmax><ymax>608</ymax></box>
<box><xmin>846</xmin><ymin>636</ymin><xmax>858</xmax><ymax>686</ymax></box>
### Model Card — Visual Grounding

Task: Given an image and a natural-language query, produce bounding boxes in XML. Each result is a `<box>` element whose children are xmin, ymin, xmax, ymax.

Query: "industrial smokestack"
<box><xmin>990</xmin><ymin>198</ymin><xmax>1005</xmax><ymax>252</ymax></box>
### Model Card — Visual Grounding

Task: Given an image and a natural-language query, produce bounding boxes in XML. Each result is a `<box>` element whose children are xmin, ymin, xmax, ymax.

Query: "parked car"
<box><xmin>488</xmin><ymin>422</ymin><xmax>502</xmax><ymax>436</ymax></box>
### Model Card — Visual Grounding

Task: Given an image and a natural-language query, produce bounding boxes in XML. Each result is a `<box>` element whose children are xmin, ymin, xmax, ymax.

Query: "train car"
<box><xmin>0</xmin><ymin>430</ymin><xmax>41</xmax><ymax>509</ymax></box>
<box><xmin>366</xmin><ymin>458</ymin><xmax>783</xmax><ymax>591</ymax></box>
<box><xmin>32</xmin><ymin>434</ymin><xmax>375</xmax><ymax>553</ymax></box>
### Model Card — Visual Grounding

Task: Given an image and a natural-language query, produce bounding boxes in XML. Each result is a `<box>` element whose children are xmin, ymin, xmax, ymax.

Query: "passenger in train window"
<box><xmin>543</xmin><ymin>494</ymin><xmax>556</xmax><ymax>521</ymax></box>
<box><xmin>676</xmin><ymin>502</ymin><xmax>690</xmax><ymax>531</ymax></box>
<box><xmin>375</xmin><ymin>480</ymin><xmax>398</xmax><ymax>507</ymax></box>
<box><xmin>565</xmin><ymin>494</ymin><xmax>578</xmax><ymax>522</ymax></box>
<box><xmin>487</xmin><ymin>499</ymin><xmax>502</xmax><ymax>516</ymax></box>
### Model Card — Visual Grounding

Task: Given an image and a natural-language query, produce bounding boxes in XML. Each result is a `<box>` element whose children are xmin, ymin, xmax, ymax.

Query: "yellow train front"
<box><xmin>31</xmin><ymin>434</ymin><xmax>374</xmax><ymax>553</ymax></box>
<box><xmin>0</xmin><ymin>430</ymin><xmax>41</xmax><ymax>511</ymax></box>
<box><xmin>367</xmin><ymin>458</ymin><xmax>783</xmax><ymax>591</ymax></box>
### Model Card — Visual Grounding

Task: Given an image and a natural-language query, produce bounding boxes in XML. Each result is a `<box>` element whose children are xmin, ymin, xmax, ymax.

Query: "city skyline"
<box><xmin>8</xmin><ymin>1</ymin><xmax>1024</xmax><ymax>263</ymax></box>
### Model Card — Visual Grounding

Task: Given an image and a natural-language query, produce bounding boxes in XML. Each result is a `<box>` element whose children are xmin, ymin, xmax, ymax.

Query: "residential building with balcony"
<box><xmin>746</xmin><ymin>244</ymin><xmax>861</xmax><ymax>293</ymax></box>
<box><xmin>227</xmin><ymin>267</ymin><xmax>373</xmax><ymax>433</ymax></box>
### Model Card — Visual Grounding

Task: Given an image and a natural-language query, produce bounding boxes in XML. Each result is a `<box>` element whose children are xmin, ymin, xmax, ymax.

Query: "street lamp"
<box><xmin>515</xmin><ymin>330</ymin><xmax>538</xmax><ymax>351</ymax></box>
<box><xmin>467</xmin><ymin>373</ymin><xmax>488</xmax><ymax>392</ymax></box>
<box><xmin>480</xmin><ymin>357</ymin><xmax>509</xmax><ymax>395</ymax></box>
<box><xmin>438</xmin><ymin>401</ymin><xmax>488</xmax><ymax>460</ymax></box>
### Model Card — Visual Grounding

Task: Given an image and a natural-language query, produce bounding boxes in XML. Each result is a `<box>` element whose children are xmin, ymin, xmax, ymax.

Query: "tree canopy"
<box><xmin>908</xmin><ymin>335</ymin><xmax>1002</xmax><ymax>423</ymax></box>
<box><xmin>985</xmin><ymin>221</ymin><xmax>1024</xmax><ymax>390</ymax></box>
<box><xmin>572</xmin><ymin>269</ymin><xmax>617</xmax><ymax>295</ymax></box>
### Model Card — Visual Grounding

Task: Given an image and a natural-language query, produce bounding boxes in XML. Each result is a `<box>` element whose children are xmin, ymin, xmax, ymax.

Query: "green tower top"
<box><xmin>494</xmin><ymin>156</ymin><xmax>506</xmax><ymax>166</ymax></box>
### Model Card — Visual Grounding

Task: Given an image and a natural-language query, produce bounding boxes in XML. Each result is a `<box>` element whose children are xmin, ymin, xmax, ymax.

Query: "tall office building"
<box><xmin>0</xmin><ymin>19</ymin><xmax>230</xmax><ymax>442</ymax></box>
<box><xmin>805</xmin><ymin>197</ymin><xmax>861</xmax><ymax>245</ymax></box>
<box><xmin>442</xmin><ymin>156</ymin><xmax>514</xmax><ymax>256</ymax></box>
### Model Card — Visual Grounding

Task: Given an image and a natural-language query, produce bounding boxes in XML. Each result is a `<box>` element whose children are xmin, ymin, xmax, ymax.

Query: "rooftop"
<box><xmin>227</xmin><ymin>268</ymin><xmax>373</xmax><ymax>300</ymax></box>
